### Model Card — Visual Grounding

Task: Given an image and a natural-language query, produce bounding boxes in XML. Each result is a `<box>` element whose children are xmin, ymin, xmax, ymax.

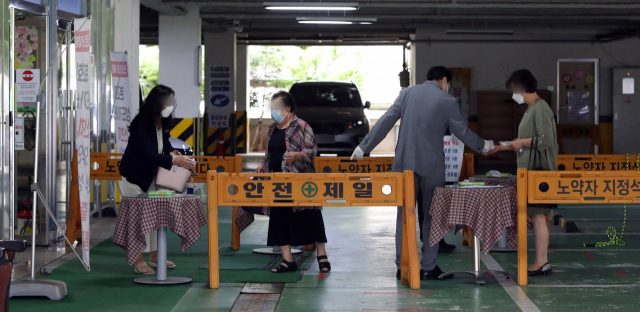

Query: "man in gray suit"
<box><xmin>351</xmin><ymin>66</ymin><xmax>494</xmax><ymax>280</ymax></box>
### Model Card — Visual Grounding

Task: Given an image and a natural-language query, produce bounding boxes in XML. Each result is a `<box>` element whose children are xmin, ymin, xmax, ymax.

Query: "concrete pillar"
<box><xmin>113</xmin><ymin>0</ymin><xmax>140</xmax><ymax>113</ymax></box>
<box><xmin>158</xmin><ymin>5</ymin><xmax>202</xmax><ymax>118</ymax></box>
<box><xmin>204</xmin><ymin>32</ymin><xmax>236</xmax><ymax>115</ymax></box>
<box><xmin>236</xmin><ymin>44</ymin><xmax>249</xmax><ymax>112</ymax></box>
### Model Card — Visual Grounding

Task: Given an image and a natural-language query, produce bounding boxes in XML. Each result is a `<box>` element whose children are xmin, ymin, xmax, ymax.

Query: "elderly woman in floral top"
<box><xmin>256</xmin><ymin>91</ymin><xmax>331</xmax><ymax>274</ymax></box>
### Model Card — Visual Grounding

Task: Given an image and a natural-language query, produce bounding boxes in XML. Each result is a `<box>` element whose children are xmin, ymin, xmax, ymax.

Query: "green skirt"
<box><xmin>527</xmin><ymin>205</ymin><xmax>554</xmax><ymax>217</ymax></box>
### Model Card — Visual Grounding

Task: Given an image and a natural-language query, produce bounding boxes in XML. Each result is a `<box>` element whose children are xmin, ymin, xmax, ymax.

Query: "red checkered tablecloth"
<box><xmin>236</xmin><ymin>207</ymin><xmax>254</xmax><ymax>232</ymax></box>
<box><xmin>469</xmin><ymin>177</ymin><xmax>518</xmax><ymax>188</ymax></box>
<box><xmin>114</xmin><ymin>195</ymin><xmax>207</xmax><ymax>265</ymax></box>
<box><xmin>429</xmin><ymin>187</ymin><xmax>519</xmax><ymax>254</ymax></box>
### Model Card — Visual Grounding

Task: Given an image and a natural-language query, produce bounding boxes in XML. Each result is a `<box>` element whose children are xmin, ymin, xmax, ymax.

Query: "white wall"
<box><xmin>113</xmin><ymin>0</ymin><xmax>140</xmax><ymax>113</ymax></box>
<box><xmin>236</xmin><ymin>44</ymin><xmax>249</xmax><ymax>112</ymax></box>
<box><xmin>413</xmin><ymin>27</ymin><xmax>640</xmax><ymax>117</ymax></box>
<box><xmin>159</xmin><ymin>5</ymin><xmax>201</xmax><ymax>118</ymax></box>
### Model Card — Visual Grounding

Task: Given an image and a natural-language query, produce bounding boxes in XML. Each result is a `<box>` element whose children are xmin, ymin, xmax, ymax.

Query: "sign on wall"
<box><xmin>109</xmin><ymin>51</ymin><xmax>133</xmax><ymax>154</ymax></box>
<box><xmin>74</xmin><ymin>17</ymin><xmax>92</xmax><ymax>269</ymax></box>
<box><xmin>208</xmin><ymin>65</ymin><xmax>235</xmax><ymax>119</ymax></box>
<box><xmin>16</xmin><ymin>69</ymin><xmax>40</xmax><ymax>102</ymax></box>
<box><xmin>450</xmin><ymin>68</ymin><xmax>471</xmax><ymax>121</ymax></box>
<box><xmin>557</xmin><ymin>59</ymin><xmax>599</xmax><ymax>125</ymax></box>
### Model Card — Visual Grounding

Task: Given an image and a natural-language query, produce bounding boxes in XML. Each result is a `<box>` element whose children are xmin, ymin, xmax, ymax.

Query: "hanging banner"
<box><xmin>74</xmin><ymin>17</ymin><xmax>92</xmax><ymax>269</ymax></box>
<box><xmin>109</xmin><ymin>51</ymin><xmax>132</xmax><ymax>154</ymax></box>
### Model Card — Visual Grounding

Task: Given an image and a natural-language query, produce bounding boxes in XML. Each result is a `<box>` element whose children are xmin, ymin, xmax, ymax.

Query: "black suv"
<box><xmin>289</xmin><ymin>81</ymin><xmax>370</xmax><ymax>156</ymax></box>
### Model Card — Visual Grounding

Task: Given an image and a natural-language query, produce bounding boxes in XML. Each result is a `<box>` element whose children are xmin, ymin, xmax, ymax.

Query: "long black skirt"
<box><xmin>267</xmin><ymin>208</ymin><xmax>328</xmax><ymax>247</ymax></box>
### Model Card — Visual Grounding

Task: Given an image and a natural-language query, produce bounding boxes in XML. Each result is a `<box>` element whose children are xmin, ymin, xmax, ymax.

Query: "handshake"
<box><xmin>171</xmin><ymin>150</ymin><xmax>196</xmax><ymax>169</ymax></box>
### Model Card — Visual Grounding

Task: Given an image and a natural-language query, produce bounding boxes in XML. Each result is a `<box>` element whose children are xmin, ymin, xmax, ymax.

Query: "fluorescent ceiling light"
<box><xmin>264</xmin><ymin>2</ymin><xmax>358</xmax><ymax>10</ymax></box>
<box><xmin>446</xmin><ymin>29</ymin><xmax>514</xmax><ymax>35</ymax></box>
<box><xmin>299</xmin><ymin>21</ymin><xmax>353</xmax><ymax>24</ymax></box>
<box><xmin>297</xmin><ymin>17</ymin><xmax>376</xmax><ymax>24</ymax></box>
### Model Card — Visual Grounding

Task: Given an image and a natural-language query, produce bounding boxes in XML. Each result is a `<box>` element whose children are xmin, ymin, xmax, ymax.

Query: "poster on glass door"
<box><xmin>109</xmin><ymin>51</ymin><xmax>132</xmax><ymax>154</ymax></box>
<box><xmin>74</xmin><ymin>17</ymin><xmax>92</xmax><ymax>269</ymax></box>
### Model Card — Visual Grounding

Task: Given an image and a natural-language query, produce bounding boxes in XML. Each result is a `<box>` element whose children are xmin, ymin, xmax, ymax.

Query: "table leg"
<box><xmin>134</xmin><ymin>227</ymin><xmax>192</xmax><ymax>285</ymax></box>
<box><xmin>439</xmin><ymin>234</ymin><xmax>512</xmax><ymax>285</ymax></box>
<box><xmin>157</xmin><ymin>227</ymin><xmax>167</xmax><ymax>281</ymax></box>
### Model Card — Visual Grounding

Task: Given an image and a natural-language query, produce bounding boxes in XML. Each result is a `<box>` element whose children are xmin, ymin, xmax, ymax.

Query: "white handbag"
<box><xmin>156</xmin><ymin>165</ymin><xmax>193</xmax><ymax>192</ymax></box>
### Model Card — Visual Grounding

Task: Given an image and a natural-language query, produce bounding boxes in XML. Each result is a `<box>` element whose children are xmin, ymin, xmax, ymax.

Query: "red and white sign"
<box><xmin>74</xmin><ymin>17</ymin><xmax>92</xmax><ymax>270</ymax></box>
<box><xmin>109</xmin><ymin>52</ymin><xmax>133</xmax><ymax>154</ymax></box>
<box><xmin>16</xmin><ymin>69</ymin><xmax>40</xmax><ymax>102</ymax></box>
<box><xmin>562</xmin><ymin>74</ymin><xmax>572</xmax><ymax>84</ymax></box>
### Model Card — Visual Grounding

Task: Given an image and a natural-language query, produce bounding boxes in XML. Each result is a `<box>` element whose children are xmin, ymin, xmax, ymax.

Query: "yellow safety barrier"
<box><xmin>89</xmin><ymin>153</ymin><xmax>243</xmax><ymax>183</ymax></box>
<box><xmin>516</xmin><ymin>168</ymin><xmax>640</xmax><ymax>285</ymax></box>
<box><xmin>556</xmin><ymin>154</ymin><xmax>638</xmax><ymax>171</ymax></box>
<box><xmin>208</xmin><ymin>171</ymin><xmax>420</xmax><ymax>289</ymax></box>
<box><xmin>314</xmin><ymin>157</ymin><xmax>394</xmax><ymax>173</ymax></box>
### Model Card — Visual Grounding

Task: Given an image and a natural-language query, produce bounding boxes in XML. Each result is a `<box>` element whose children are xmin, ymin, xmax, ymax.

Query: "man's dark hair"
<box><xmin>427</xmin><ymin>66</ymin><xmax>453</xmax><ymax>82</ymax></box>
<box><xmin>272</xmin><ymin>90</ymin><xmax>296</xmax><ymax>113</ymax></box>
<box><xmin>505</xmin><ymin>69</ymin><xmax>537</xmax><ymax>93</ymax></box>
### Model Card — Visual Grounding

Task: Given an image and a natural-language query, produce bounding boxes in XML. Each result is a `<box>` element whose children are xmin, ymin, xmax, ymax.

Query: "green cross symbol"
<box><xmin>301</xmin><ymin>182</ymin><xmax>318</xmax><ymax>198</ymax></box>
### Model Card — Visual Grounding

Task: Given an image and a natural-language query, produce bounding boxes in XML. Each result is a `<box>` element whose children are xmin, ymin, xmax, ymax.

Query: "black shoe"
<box><xmin>396</xmin><ymin>269</ymin><xmax>401</xmax><ymax>280</ymax></box>
<box><xmin>271</xmin><ymin>259</ymin><xmax>298</xmax><ymax>273</ymax></box>
<box><xmin>528</xmin><ymin>263</ymin><xmax>552</xmax><ymax>276</ymax></box>
<box><xmin>421</xmin><ymin>265</ymin><xmax>453</xmax><ymax>280</ymax></box>
<box><xmin>438</xmin><ymin>239</ymin><xmax>456</xmax><ymax>253</ymax></box>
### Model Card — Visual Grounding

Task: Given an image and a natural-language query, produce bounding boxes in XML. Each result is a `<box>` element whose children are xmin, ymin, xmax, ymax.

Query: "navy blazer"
<box><xmin>119</xmin><ymin>120</ymin><xmax>174</xmax><ymax>193</ymax></box>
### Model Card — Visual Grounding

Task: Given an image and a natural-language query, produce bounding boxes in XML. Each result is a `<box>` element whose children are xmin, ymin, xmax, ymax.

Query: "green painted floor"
<box><xmin>13</xmin><ymin>197</ymin><xmax>640</xmax><ymax>311</ymax></box>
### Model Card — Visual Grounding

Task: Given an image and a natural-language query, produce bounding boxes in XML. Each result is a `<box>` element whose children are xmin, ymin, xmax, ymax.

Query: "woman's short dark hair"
<box><xmin>272</xmin><ymin>90</ymin><xmax>296</xmax><ymax>113</ymax></box>
<box><xmin>506</xmin><ymin>69</ymin><xmax>537</xmax><ymax>93</ymax></box>
<box><xmin>427</xmin><ymin>66</ymin><xmax>453</xmax><ymax>82</ymax></box>
<box><xmin>129</xmin><ymin>84</ymin><xmax>175</xmax><ymax>131</ymax></box>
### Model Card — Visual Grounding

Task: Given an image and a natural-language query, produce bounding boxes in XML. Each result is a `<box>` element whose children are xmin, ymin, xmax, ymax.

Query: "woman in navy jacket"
<box><xmin>119</xmin><ymin>84</ymin><xmax>196</xmax><ymax>274</ymax></box>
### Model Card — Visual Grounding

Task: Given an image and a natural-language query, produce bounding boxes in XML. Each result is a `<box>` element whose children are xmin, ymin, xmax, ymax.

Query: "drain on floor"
<box><xmin>241</xmin><ymin>282</ymin><xmax>285</xmax><ymax>294</ymax></box>
<box><xmin>230</xmin><ymin>293</ymin><xmax>280</xmax><ymax>312</ymax></box>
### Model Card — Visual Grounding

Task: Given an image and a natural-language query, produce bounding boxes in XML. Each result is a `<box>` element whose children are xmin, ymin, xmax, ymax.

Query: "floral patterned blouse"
<box><xmin>259</xmin><ymin>115</ymin><xmax>318</xmax><ymax>212</ymax></box>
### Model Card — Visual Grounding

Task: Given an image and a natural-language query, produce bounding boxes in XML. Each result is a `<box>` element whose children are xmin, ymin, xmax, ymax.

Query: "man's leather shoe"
<box><xmin>438</xmin><ymin>239</ymin><xmax>456</xmax><ymax>253</ymax></box>
<box><xmin>421</xmin><ymin>265</ymin><xmax>453</xmax><ymax>280</ymax></box>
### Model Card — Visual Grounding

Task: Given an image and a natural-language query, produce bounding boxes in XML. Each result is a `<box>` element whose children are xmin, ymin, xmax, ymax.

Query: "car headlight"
<box><xmin>347</xmin><ymin>117</ymin><xmax>368</xmax><ymax>129</ymax></box>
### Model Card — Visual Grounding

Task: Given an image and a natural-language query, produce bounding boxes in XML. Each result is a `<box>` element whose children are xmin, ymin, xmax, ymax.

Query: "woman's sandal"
<box><xmin>149</xmin><ymin>260</ymin><xmax>176</xmax><ymax>269</ymax></box>
<box><xmin>271</xmin><ymin>259</ymin><xmax>298</xmax><ymax>273</ymax></box>
<box><xmin>317</xmin><ymin>255</ymin><xmax>331</xmax><ymax>273</ymax></box>
<box><xmin>134</xmin><ymin>263</ymin><xmax>155</xmax><ymax>275</ymax></box>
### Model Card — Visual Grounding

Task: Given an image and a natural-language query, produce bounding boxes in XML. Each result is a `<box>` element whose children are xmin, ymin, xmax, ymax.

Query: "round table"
<box><xmin>113</xmin><ymin>194</ymin><xmax>206</xmax><ymax>285</ymax></box>
<box><xmin>429</xmin><ymin>186</ymin><xmax>518</xmax><ymax>285</ymax></box>
<box><xmin>469</xmin><ymin>177</ymin><xmax>518</xmax><ymax>251</ymax></box>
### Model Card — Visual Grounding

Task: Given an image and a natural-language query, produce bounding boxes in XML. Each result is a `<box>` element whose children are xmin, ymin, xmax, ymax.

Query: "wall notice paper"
<box><xmin>74</xmin><ymin>17</ymin><xmax>92</xmax><ymax>269</ymax></box>
<box><xmin>109</xmin><ymin>51</ymin><xmax>133</xmax><ymax>154</ymax></box>
<box><xmin>623</xmin><ymin>77</ymin><xmax>635</xmax><ymax>95</ymax></box>
<box><xmin>443</xmin><ymin>135</ymin><xmax>465</xmax><ymax>182</ymax></box>
<box><xmin>567</xmin><ymin>92</ymin><xmax>590</xmax><ymax>122</ymax></box>
<box><xmin>16</xmin><ymin>69</ymin><xmax>40</xmax><ymax>102</ymax></box>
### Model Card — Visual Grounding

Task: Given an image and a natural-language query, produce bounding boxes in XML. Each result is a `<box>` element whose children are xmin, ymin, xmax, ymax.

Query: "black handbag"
<box><xmin>528</xmin><ymin>135</ymin><xmax>558</xmax><ymax>210</ymax></box>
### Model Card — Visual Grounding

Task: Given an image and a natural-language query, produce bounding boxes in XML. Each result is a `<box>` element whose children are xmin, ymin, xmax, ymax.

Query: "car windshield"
<box><xmin>289</xmin><ymin>85</ymin><xmax>363</xmax><ymax>108</ymax></box>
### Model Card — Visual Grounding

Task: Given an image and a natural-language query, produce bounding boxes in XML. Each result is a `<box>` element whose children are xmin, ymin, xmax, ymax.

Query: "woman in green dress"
<box><xmin>484</xmin><ymin>69</ymin><xmax>558</xmax><ymax>276</ymax></box>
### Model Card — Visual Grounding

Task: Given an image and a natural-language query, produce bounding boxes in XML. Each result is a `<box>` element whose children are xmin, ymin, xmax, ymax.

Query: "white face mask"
<box><xmin>161</xmin><ymin>105</ymin><xmax>174</xmax><ymax>118</ymax></box>
<box><xmin>443</xmin><ymin>79</ymin><xmax>450</xmax><ymax>93</ymax></box>
<box><xmin>512</xmin><ymin>93</ymin><xmax>525</xmax><ymax>105</ymax></box>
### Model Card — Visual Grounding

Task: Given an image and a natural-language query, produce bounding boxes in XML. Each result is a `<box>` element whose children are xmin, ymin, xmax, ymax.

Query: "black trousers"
<box><xmin>267</xmin><ymin>208</ymin><xmax>328</xmax><ymax>247</ymax></box>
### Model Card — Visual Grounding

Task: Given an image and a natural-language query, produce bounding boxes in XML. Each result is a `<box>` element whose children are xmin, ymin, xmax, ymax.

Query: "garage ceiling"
<box><xmin>140</xmin><ymin>0</ymin><xmax>640</xmax><ymax>45</ymax></box>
